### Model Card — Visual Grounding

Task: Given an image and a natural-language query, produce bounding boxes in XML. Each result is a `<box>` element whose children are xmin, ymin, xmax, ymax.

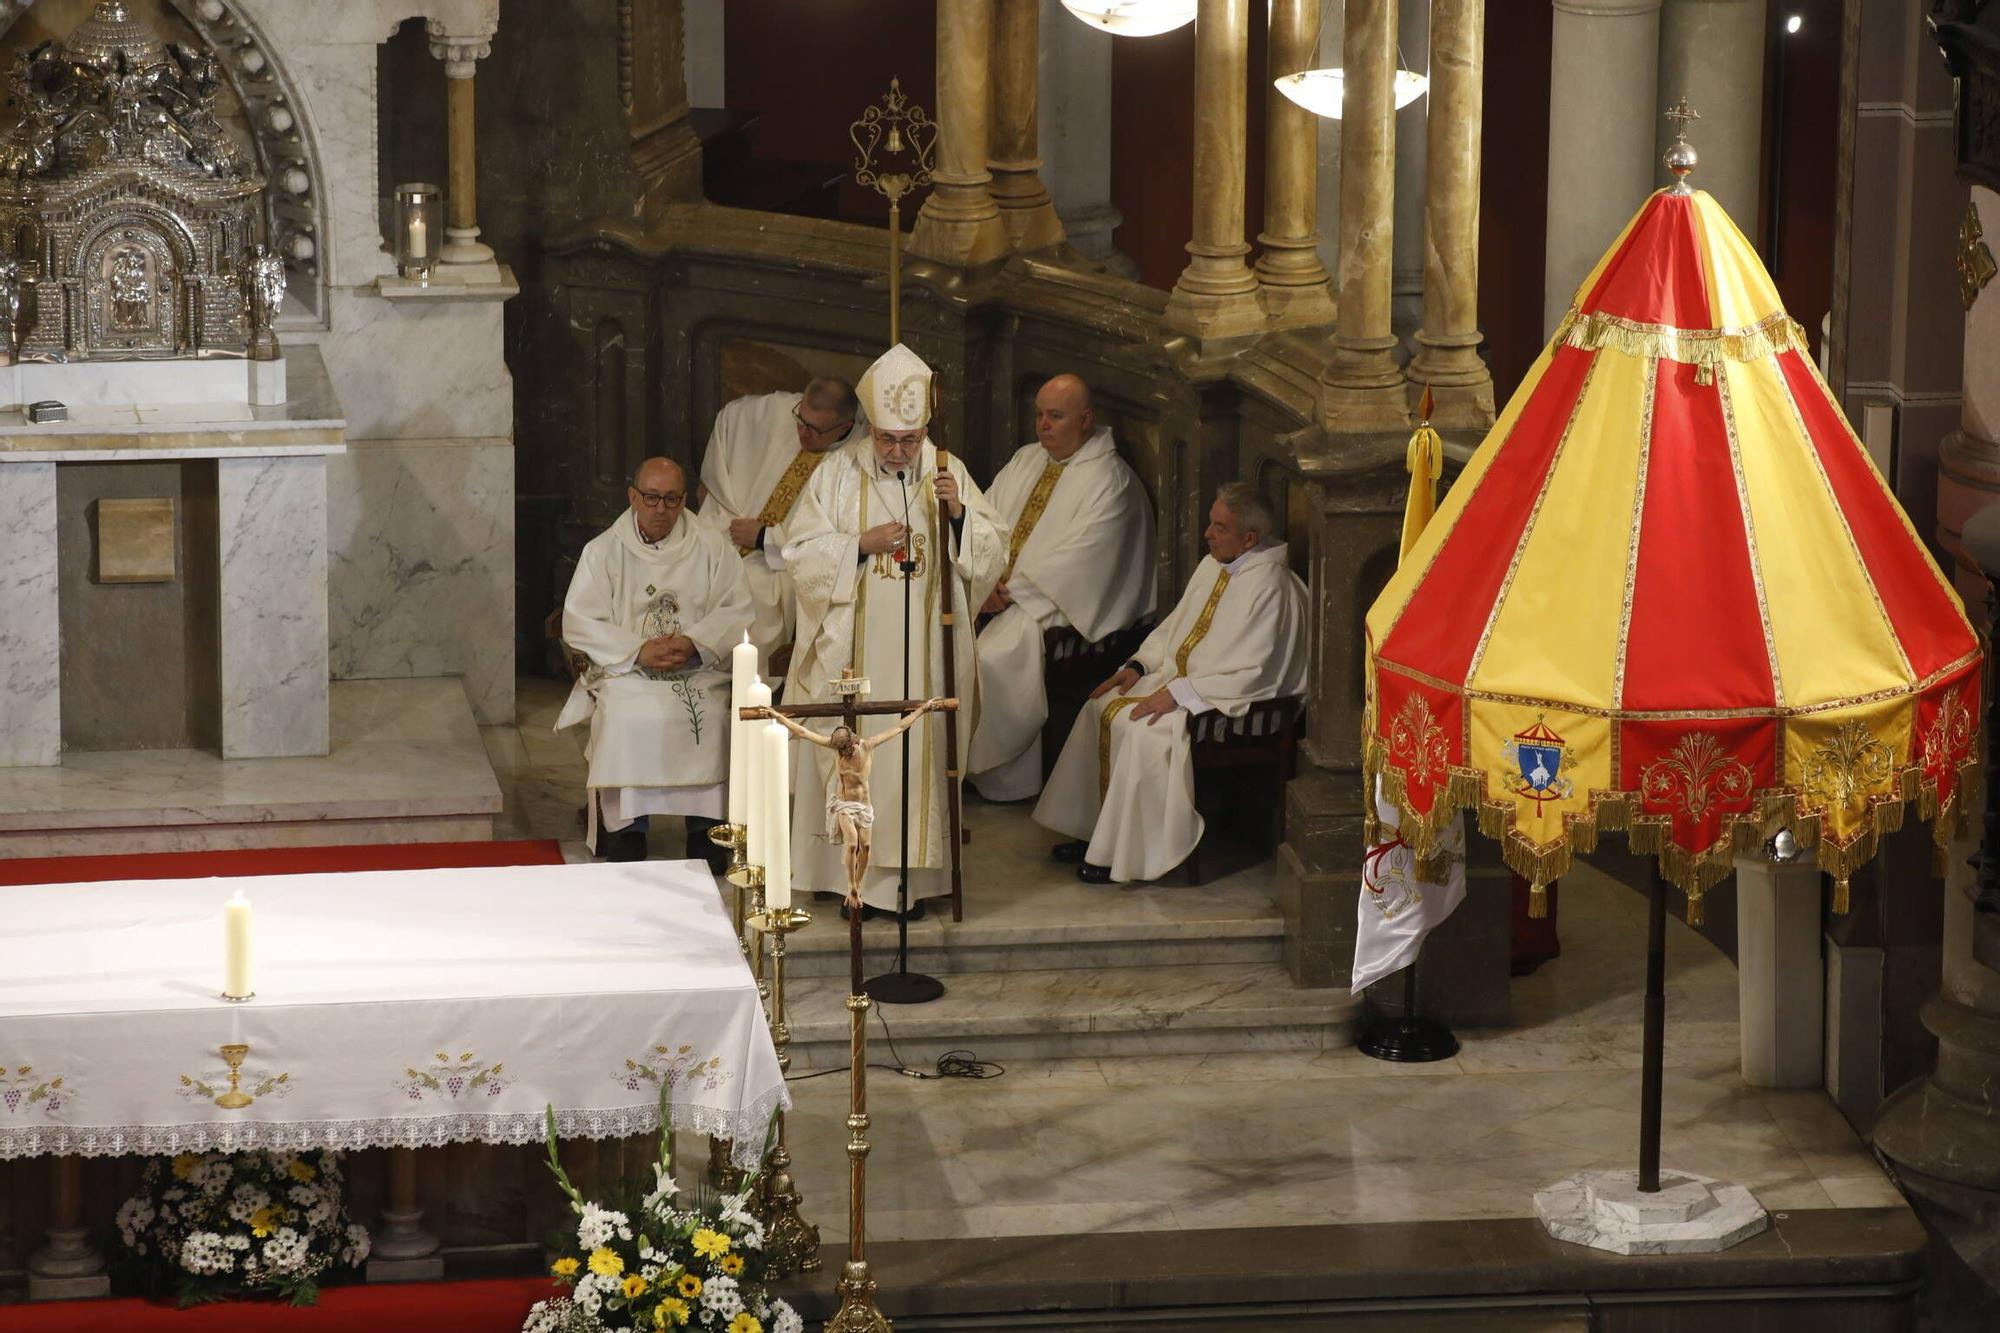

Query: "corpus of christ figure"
<box><xmin>753</xmin><ymin>698</ymin><xmax>951</xmax><ymax>909</ymax></box>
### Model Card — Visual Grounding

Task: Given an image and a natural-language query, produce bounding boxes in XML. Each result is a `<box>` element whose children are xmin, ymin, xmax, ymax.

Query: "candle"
<box><xmin>761</xmin><ymin>719</ymin><xmax>791</xmax><ymax>909</ymax></box>
<box><xmin>408</xmin><ymin>215</ymin><xmax>428</xmax><ymax>261</ymax></box>
<box><xmin>745</xmin><ymin>696</ymin><xmax>769</xmax><ymax>872</ymax></box>
<box><xmin>727</xmin><ymin>636</ymin><xmax>760</xmax><ymax>826</ymax></box>
<box><xmin>223</xmin><ymin>889</ymin><xmax>253</xmax><ymax>999</ymax></box>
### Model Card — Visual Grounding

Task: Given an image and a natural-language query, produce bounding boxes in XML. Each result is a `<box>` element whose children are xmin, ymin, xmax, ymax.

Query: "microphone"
<box><xmin>895</xmin><ymin>471</ymin><xmax>915</xmax><ymax>573</ymax></box>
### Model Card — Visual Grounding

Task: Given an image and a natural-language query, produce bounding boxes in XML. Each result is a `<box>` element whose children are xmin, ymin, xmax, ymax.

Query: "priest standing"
<box><xmin>783</xmin><ymin>344</ymin><xmax>1009</xmax><ymax>918</ymax></box>
<box><xmin>557</xmin><ymin>457</ymin><xmax>752</xmax><ymax>864</ymax></box>
<box><xmin>1035</xmin><ymin>482</ymin><xmax>1308</xmax><ymax>884</ymax></box>
<box><xmin>967</xmin><ymin>373</ymin><xmax>1155</xmax><ymax>801</ymax></box>
<box><xmin>694</xmin><ymin>377</ymin><xmax>863</xmax><ymax>677</ymax></box>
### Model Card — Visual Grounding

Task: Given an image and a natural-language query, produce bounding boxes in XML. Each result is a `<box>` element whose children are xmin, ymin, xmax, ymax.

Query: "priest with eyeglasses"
<box><xmin>558</xmin><ymin>457</ymin><xmax>753</xmax><ymax>864</ymax></box>
<box><xmin>694</xmin><ymin>376</ymin><xmax>865</xmax><ymax>678</ymax></box>
<box><xmin>781</xmin><ymin>343</ymin><xmax>1009</xmax><ymax>920</ymax></box>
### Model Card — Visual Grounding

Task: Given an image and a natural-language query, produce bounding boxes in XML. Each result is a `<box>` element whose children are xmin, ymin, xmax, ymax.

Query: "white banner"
<box><xmin>1351</xmin><ymin>780</ymin><xmax>1466</xmax><ymax>994</ymax></box>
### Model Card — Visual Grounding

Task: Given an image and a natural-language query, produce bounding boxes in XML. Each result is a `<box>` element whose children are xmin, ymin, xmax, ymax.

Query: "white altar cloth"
<box><xmin>0</xmin><ymin>861</ymin><xmax>787</xmax><ymax>1168</ymax></box>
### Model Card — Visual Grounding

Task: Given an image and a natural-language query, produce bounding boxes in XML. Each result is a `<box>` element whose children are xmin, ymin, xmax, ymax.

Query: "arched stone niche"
<box><xmin>0</xmin><ymin>0</ymin><xmax>329</xmax><ymax>325</ymax></box>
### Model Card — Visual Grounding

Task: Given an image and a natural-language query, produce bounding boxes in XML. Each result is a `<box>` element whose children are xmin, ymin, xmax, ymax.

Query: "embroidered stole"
<box><xmin>744</xmin><ymin>448</ymin><xmax>830</xmax><ymax>555</ymax></box>
<box><xmin>1098</xmin><ymin>569</ymin><xmax>1232</xmax><ymax>797</ymax></box>
<box><xmin>1002</xmin><ymin>459</ymin><xmax>1065</xmax><ymax>582</ymax></box>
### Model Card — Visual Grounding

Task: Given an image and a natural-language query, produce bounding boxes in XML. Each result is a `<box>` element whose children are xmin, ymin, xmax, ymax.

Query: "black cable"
<box><xmin>779</xmin><ymin>1006</ymin><xmax>1004</xmax><ymax>1082</ymax></box>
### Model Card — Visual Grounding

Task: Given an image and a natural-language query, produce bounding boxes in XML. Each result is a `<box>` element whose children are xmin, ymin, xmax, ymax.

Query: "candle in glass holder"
<box><xmin>223</xmin><ymin>889</ymin><xmax>253</xmax><ymax>999</ymax></box>
<box><xmin>761</xmin><ymin>719</ymin><xmax>792</xmax><ymax>909</ymax></box>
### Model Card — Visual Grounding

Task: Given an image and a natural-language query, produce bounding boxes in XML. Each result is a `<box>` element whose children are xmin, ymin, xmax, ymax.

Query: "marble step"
<box><xmin>781</xmin><ymin>960</ymin><xmax>1364</xmax><ymax>1069</ymax></box>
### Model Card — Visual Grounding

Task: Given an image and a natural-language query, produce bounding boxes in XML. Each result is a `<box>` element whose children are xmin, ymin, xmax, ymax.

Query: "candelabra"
<box><xmin>747</xmin><ymin>905</ymin><xmax>820</xmax><ymax>1276</ymax></box>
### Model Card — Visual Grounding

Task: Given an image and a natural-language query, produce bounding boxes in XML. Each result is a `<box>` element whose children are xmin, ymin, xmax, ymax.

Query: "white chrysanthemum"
<box><xmin>341</xmin><ymin>1222</ymin><xmax>371</xmax><ymax>1267</ymax></box>
<box><xmin>179</xmin><ymin>1231</ymin><xmax>234</xmax><ymax>1276</ymax></box>
<box><xmin>287</xmin><ymin>1181</ymin><xmax>321</xmax><ymax>1207</ymax></box>
<box><xmin>522</xmin><ymin>1300</ymin><xmax>561</xmax><ymax>1333</ymax></box>
<box><xmin>700</xmin><ymin>1273</ymin><xmax>743</xmax><ymax>1318</ymax></box>
<box><xmin>576</xmin><ymin>1202</ymin><xmax>631</xmax><ymax>1250</ymax></box>
<box><xmin>227</xmin><ymin>1183</ymin><xmax>271</xmax><ymax>1223</ymax></box>
<box><xmin>224</xmin><ymin>1234</ymin><xmax>251</xmax><ymax>1251</ymax></box>
<box><xmin>261</xmin><ymin>1226</ymin><xmax>310</xmax><ymax>1274</ymax></box>
<box><xmin>163</xmin><ymin>1186</ymin><xmax>187</xmax><ymax>1202</ymax></box>
<box><xmin>770</xmin><ymin>1300</ymin><xmax>803</xmax><ymax>1333</ymax></box>
<box><xmin>571</xmin><ymin>1270</ymin><xmax>608</xmax><ymax>1315</ymax></box>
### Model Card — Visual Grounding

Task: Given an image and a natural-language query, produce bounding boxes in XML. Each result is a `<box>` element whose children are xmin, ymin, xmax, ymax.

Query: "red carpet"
<box><xmin>0</xmin><ymin>840</ymin><xmax>566</xmax><ymax>886</ymax></box>
<box><xmin>0</xmin><ymin>1277</ymin><xmax>563</xmax><ymax>1330</ymax></box>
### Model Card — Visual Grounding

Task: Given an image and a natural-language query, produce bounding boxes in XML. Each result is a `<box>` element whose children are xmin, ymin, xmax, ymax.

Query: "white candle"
<box><xmin>761</xmin><ymin>720</ymin><xmax>792</xmax><ymax>909</ymax></box>
<box><xmin>738</xmin><ymin>678</ymin><xmax>771</xmax><ymax>850</ymax></box>
<box><xmin>727</xmin><ymin>636</ymin><xmax>760</xmax><ymax>826</ymax></box>
<box><xmin>223</xmin><ymin>889</ymin><xmax>253</xmax><ymax>999</ymax></box>
<box><xmin>745</xmin><ymin>697</ymin><xmax>769</xmax><ymax>872</ymax></box>
<box><xmin>408</xmin><ymin>216</ymin><xmax>428</xmax><ymax>261</ymax></box>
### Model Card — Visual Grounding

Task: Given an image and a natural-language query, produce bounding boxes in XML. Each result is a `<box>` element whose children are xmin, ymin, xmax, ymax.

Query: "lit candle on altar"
<box><xmin>727</xmin><ymin>635</ymin><xmax>760</xmax><ymax>826</ymax></box>
<box><xmin>223</xmin><ymin>889</ymin><xmax>253</xmax><ymax>1000</ymax></box>
<box><xmin>745</xmin><ymin>696</ymin><xmax>770</xmax><ymax>871</ymax></box>
<box><xmin>761</xmin><ymin>719</ymin><xmax>791</xmax><ymax>909</ymax></box>
<box><xmin>408</xmin><ymin>216</ymin><xmax>428</xmax><ymax>260</ymax></box>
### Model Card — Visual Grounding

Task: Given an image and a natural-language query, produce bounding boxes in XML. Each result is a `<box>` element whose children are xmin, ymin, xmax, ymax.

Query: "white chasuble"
<box><xmin>782</xmin><ymin>439</ymin><xmax>1009</xmax><ymax>910</ymax></box>
<box><xmin>694</xmin><ymin>391</ymin><xmax>850</xmax><ymax>676</ymax></box>
<box><xmin>556</xmin><ymin>513</ymin><xmax>753</xmax><ymax>843</ymax></box>
<box><xmin>968</xmin><ymin>427</ymin><xmax>1156</xmax><ymax>801</ymax></box>
<box><xmin>1033</xmin><ymin>543</ymin><xmax>1308</xmax><ymax>883</ymax></box>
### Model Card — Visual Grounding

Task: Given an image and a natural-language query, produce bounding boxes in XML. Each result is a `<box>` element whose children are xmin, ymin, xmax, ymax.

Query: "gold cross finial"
<box><xmin>1665</xmin><ymin>95</ymin><xmax>1700</xmax><ymax>142</ymax></box>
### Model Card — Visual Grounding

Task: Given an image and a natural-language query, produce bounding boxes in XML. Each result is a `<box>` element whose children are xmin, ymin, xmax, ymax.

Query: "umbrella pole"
<box><xmin>1638</xmin><ymin>872</ymin><xmax>1668</xmax><ymax>1192</ymax></box>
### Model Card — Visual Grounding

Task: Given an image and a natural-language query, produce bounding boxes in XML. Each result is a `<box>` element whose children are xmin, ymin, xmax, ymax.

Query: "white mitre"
<box><xmin>858</xmin><ymin>342</ymin><xmax>933</xmax><ymax>432</ymax></box>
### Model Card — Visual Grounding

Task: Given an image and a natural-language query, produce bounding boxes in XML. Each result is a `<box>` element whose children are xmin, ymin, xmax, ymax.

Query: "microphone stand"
<box><xmin>865</xmin><ymin>466</ymin><xmax>944</xmax><ymax>1005</ymax></box>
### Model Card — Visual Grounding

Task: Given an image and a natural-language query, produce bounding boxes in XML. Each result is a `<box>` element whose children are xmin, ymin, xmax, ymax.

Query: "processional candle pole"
<box><xmin>850</xmin><ymin>79</ymin><xmax>937</xmax><ymax>348</ymax></box>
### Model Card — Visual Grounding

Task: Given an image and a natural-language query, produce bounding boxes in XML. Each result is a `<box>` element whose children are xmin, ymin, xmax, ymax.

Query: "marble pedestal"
<box><xmin>0</xmin><ymin>348</ymin><xmax>345</xmax><ymax>764</ymax></box>
<box><xmin>1535</xmin><ymin>1168</ymin><xmax>1769</xmax><ymax>1255</ymax></box>
<box><xmin>1735</xmin><ymin>853</ymin><xmax>1825</xmax><ymax>1087</ymax></box>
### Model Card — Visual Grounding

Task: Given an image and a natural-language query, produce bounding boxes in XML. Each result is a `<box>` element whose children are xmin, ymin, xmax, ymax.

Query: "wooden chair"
<box><xmin>1038</xmin><ymin>618</ymin><xmax>1156</xmax><ymax>778</ymax></box>
<box><xmin>1182</xmin><ymin>696</ymin><xmax>1306</xmax><ymax>886</ymax></box>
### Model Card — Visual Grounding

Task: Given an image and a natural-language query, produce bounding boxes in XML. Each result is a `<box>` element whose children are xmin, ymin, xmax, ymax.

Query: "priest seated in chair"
<box><xmin>967</xmin><ymin>373</ymin><xmax>1156</xmax><ymax>803</ymax></box>
<box><xmin>558</xmin><ymin>457</ymin><xmax>752</xmax><ymax>865</ymax></box>
<box><xmin>694</xmin><ymin>375</ymin><xmax>864</xmax><ymax>680</ymax></box>
<box><xmin>1034</xmin><ymin>482</ymin><xmax>1308</xmax><ymax>884</ymax></box>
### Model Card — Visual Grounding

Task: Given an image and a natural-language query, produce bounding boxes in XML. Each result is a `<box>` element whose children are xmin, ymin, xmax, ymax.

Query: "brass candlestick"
<box><xmin>214</xmin><ymin>1044</ymin><xmax>253</xmax><ymax>1109</ymax></box>
<box><xmin>711</xmin><ymin>852</ymin><xmax>763</xmax><ymax>1195</ymax></box>
<box><xmin>850</xmin><ymin>79</ymin><xmax>936</xmax><ymax>346</ymax></box>
<box><xmin>827</xmin><ymin>989</ymin><xmax>891</xmax><ymax>1333</ymax></box>
<box><xmin>748</xmin><ymin>906</ymin><xmax>820</xmax><ymax>1277</ymax></box>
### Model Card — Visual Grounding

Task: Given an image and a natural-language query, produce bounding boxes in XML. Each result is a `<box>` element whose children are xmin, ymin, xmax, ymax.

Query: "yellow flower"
<box><xmin>691</xmin><ymin>1228</ymin><xmax>730</xmax><ymax>1259</ymax></box>
<box><xmin>656</xmin><ymin>1298</ymin><xmax>691</xmax><ymax>1327</ymax></box>
<box><xmin>622</xmin><ymin>1274</ymin><xmax>648</xmax><ymax>1299</ymax></box>
<box><xmin>249</xmin><ymin>1206</ymin><xmax>279</xmax><ymax>1238</ymax></box>
<box><xmin>287</xmin><ymin>1160</ymin><xmax>317</xmax><ymax>1183</ymax></box>
<box><xmin>728</xmin><ymin>1316</ymin><xmax>762</xmax><ymax>1333</ymax></box>
<box><xmin>676</xmin><ymin>1272</ymin><xmax>703</xmax><ymax>1298</ymax></box>
<box><xmin>587</xmin><ymin>1246</ymin><xmax>625</xmax><ymax>1277</ymax></box>
<box><xmin>551</xmin><ymin>1256</ymin><xmax>580</xmax><ymax>1277</ymax></box>
<box><xmin>170</xmin><ymin>1153</ymin><xmax>200</xmax><ymax>1181</ymax></box>
<box><xmin>720</xmin><ymin>1253</ymin><xmax>745</xmax><ymax>1276</ymax></box>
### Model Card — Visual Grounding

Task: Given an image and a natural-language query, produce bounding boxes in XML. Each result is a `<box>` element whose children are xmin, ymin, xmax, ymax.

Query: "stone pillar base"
<box><xmin>1407</xmin><ymin>338</ymin><xmax>1496</xmax><ymax>429</ymax></box>
<box><xmin>908</xmin><ymin>186</ymin><xmax>1013</xmax><ymax>269</ymax></box>
<box><xmin>1276</xmin><ymin>767</ymin><xmax>1365</xmax><ymax>987</ymax></box>
<box><xmin>439</xmin><ymin>225</ymin><xmax>498</xmax><ymax>269</ymax></box>
<box><xmin>1162</xmin><ymin>284</ymin><xmax>1268</xmax><ymax>341</ymax></box>
<box><xmin>989</xmin><ymin>169</ymin><xmax>1066</xmax><ymax>252</ymax></box>
<box><xmin>27</xmin><ymin>1227</ymin><xmax>109</xmax><ymax>1301</ymax></box>
<box><xmin>1255</xmin><ymin>237</ymin><xmax>1336</xmax><ymax>330</ymax></box>
<box><xmin>1321</xmin><ymin>361</ymin><xmax>1411</xmax><ymax>434</ymax></box>
<box><xmin>1873</xmin><ymin>992</ymin><xmax>2000</xmax><ymax>1192</ymax></box>
<box><xmin>634</xmin><ymin>122</ymin><xmax>704</xmax><ymax>223</ymax></box>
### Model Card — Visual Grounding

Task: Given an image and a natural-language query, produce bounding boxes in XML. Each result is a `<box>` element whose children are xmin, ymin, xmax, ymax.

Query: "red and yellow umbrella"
<box><xmin>1365</xmin><ymin>184</ymin><xmax>1983</xmax><ymax>920</ymax></box>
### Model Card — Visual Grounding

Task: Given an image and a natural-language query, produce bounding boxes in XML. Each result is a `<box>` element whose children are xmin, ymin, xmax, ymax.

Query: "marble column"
<box><xmin>1408</xmin><ymin>0</ymin><xmax>1496</xmax><ymax>428</ymax></box>
<box><xmin>1255</xmin><ymin>0</ymin><xmax>1337</xmax><ymax>328</ymax></box>
<box><xmin>1037</xmin><ymin>0</ymin><xmax>1128</xmax><ymax>267</ymax></box>
<box><xmin>366</xmin><ymin>1148</ymin><xmax>443</xmax><ymax>1282</ymax></box>
<box><xmin>26</xmin><ymin>1157</ymin><xmax>108</xmax><ymax>1300</ymax></box>
<box><xmin>1543</xmin><ymin>0</ymin><xmax>1662</xmax><ymax>340</ymax></box>
<box><xmin>1735</xmin><ymin>853</ymin><xmax>1825</xmax><ymax>1088</ymax></box>
<box><xmin>217</xmin><ymin>456</ymin><xmax>330</xmax><ymax>760</ymax></box>
<box><xmin>1655</xmin><ymin>0</ymin><xmax>1767</xmax><ymax>226</ymax></box>
<box><xmin>1322</xmin><ymin>0</ymin><xmax>1409</xmax><ymax>431</ymax></box>
<box><xmin>910</xmin><ymin>0</ymin><xmax>1013</xmax><ymax>268</ymax></box>
<box><xmin>629</xmin><ymin>0</ymin><xmax>704</xmax><ymax>219</ymax></box>
<box><xmin>1163</xmin><ymin>0</ymin><xmax>1267</xmax><ymax>341</ymax></box>
<box><xmin>426</xmin><ymin>24</ymin><xmax>499</xmax><ymax>273</ymax></box>
<box><xmin>0</xmin><ymin>460</ymin><xmax>58</xmax><ymax>767</ymax></box>
<box><xmin>988</xmin><ymin>0</ymin><xmax>1065</xmax><ymax>253</ymax></box>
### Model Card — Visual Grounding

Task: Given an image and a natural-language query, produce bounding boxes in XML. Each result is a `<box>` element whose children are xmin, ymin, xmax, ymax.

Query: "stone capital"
<box><xmin>425</xmin><ymin>22</ymin><xmax>494</xmax><ymax>79</ymax></box>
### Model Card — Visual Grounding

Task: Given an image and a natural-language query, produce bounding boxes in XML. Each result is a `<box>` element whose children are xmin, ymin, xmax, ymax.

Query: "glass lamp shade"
<box><xmin>394</xmin><ymin>182</ymin><xmax>441</xmax><ymax>284</ymax></box>
<box><xmin>1274</xmin><ymin>67</ymin><xmax>1430</xmax><ymax>119</ymax></box>
<box><xmin>1059</xmin><ymin>1</ymin><xmax>1197</xmax><ymax>36</ymax></box>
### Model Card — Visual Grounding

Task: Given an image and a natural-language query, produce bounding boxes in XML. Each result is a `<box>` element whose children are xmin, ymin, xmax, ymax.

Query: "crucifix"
<box><xmin>740</xmin><ymin>670</ymin><xmax>957</xmax><ymax>1333</ymax></box>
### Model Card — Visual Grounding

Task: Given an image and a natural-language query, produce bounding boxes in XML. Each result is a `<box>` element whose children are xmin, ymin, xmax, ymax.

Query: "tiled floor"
<box><xmin>482</xmin><ymin>675</ymin><xmax>1904</xmax><ymax>1241</ymax></box>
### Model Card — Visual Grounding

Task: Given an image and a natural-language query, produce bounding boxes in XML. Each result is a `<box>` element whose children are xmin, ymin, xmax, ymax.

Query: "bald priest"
<box><xmin>782</xmin><ymin>344</ymin><xmax>1010</xmax><ymax>918</ymax></box>
<box><xmin>557</xmin><ymin>457</ymin><xmax>753</xmax><ymax>863</ymax></box>
<box><xmin>968</xmin><ymin>373</ymin><xmax>1155</xmax><ymax>801</ymax></box>
<box><xmin>1035</xmin><ymin>482</ymin><xmax>1308</xmax><ymax>884</ymax></box>
<box><xmin>694</xmin><ymin>377</ymin><xmax>864</xmax><ymax>677</ymax></box>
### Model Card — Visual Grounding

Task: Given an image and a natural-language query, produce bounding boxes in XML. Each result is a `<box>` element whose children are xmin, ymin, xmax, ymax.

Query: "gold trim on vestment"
<box><xmin>1174</xmin><ymin>570</ymin><xmax>1230</xmax><ymax>676</ymax></box>
<box><xmin>1094</xmin><ymin>568</ymin><xmax>1234</xmax><ymax>801</ymax></box>
<box><xmin>1099</xmin><ymin>696</ymin><xmax>1143</xmax><ymax>801</ymax></box>
<box><xmin>744</xmin><ymin>448</ymin><xmax>830</xmax><ymax>556</ymax></box>
<box><xmin>1003</xmin><ymin>459</ymin><xmax>1065</xmax><ymax>583</ymax></box>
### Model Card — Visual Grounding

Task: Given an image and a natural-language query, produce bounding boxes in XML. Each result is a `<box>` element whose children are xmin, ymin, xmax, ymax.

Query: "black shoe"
<box><xmin>1051</xmin><ymin>840</ymin><xmax>1089</xmax><ymax>864</ymax></box>
<box><xmin>898</xmin><ymin>899</ymin><xmax>928</xmax><ymax>923</ymax></box>
<box><xmin>1078</xmin><ymin>862</ymin><xmax>1112</xmax><ymax>884</ymax></box>
<box><xmin>604</xmin><ymin>828</ymin><xmax>648</xmax><ymax>863</ymax></box>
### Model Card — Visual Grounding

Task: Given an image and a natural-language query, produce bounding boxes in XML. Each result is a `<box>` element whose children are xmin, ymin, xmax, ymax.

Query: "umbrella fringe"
<box><xmin>1551</xmin><ymin>307</ymin><xmax>1810</xmax><ymax>377</ymax></box>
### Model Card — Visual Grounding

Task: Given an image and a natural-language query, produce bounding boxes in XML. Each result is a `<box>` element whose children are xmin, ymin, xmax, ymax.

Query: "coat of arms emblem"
<box><xmin>1501</xmin><ymin>717</ymin><xmax>1573</xmax><ymax>806</ymax></box>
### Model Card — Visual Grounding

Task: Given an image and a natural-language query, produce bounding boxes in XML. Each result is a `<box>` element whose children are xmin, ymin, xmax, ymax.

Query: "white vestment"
<box><xmin>693</xmin><ymin>390</ymin><xmax>853</xmax><ymax>677</ymax></box>
<box><xmin>556</xmin><ymin>512</ymin><xmax>753</xmax><ymax>848</ymax></box>
<box><xmin>1033</xmin><ymin>542</ymin><xmax>1308</xmax><ymax>883</ymax></box>
<box><xmin>782</xmin><ymin>438</ymin><xmax>1009</xmax><ymax>910</ymax></box>
<box><xmin>967</xmin><ymin>428</ymin><xmax>1156</xmax><ymax>801</ymax></box>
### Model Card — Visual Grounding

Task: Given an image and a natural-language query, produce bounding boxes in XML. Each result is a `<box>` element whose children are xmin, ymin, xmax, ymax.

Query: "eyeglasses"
<box><xmin>874</xmin><ymin>431</ymin><xmax>924</xmax><ymax>449</ymax></box>
<box><xmin>793</xmin><ymin>405</ymin><xmax>854</xmax><ymax>440</ymax></box>
<box><xmin>631</xmin><ymin>489</ymin><xmax>685</xmax><ymax>510</ymax></box>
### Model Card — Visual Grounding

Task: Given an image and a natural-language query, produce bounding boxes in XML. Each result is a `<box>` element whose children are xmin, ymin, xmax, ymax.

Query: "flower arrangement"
<box><xmin>524</xmin><ymin>1093</ymin><xmax>799</xmax><ymax>1333</ymax></box>
<box><xmin>115</xmin><ymin>1148</ymin><xmax>370</xmax><ymax>1306</ymax></box>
